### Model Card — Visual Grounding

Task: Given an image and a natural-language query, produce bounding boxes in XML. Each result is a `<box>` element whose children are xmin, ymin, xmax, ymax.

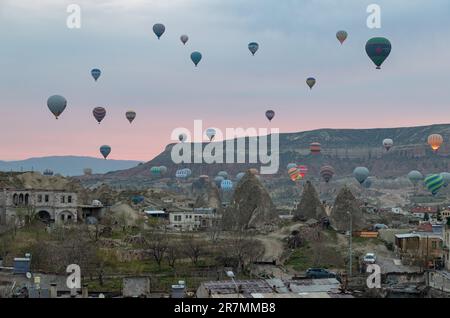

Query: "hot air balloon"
<box><xmin>218</xmin><ymin>171</ymin><xmax>229</xmax><ymax>179</ymax></box>
<box><xmin>353</xmin><ymin>167</ymin><xmax>369</xmax><ymax>184</ymax></box>
<box><xmin>248</xmin><ymin>168</ymin><xmax>259</xmax><ymax>175</ymax></box>
<box><xmin>214</xmin><ymin>176</ymin><xmax>225</xmax><ymax>187</ymax></box>
<box><xmin>298</xmin><ymin>165</ymin><xmax>308</xmax><ymax>178</ymax></box>
<box><xmin>287</xmin><ymin>163</ymin><xmax>297</xmax><ymax>170</ymax></box>
<box><xmin>320</xmin><ymin>165</ymin><xmax>335</xmax><ymax>183</ymax></box>
<box><xmin>363</xmin><ymin>177</ymin><xmax>373</xmax><ymax>189</ymax></box>
<box><xmin>206</xmin><ymin>128</ymin><xmax>216</xmax><ymax>142</ymax></box>
<box><xmin>428</xmin><ymin>134</ymin><xmax>444</xmax><ymax>152</ymax></box>
<box><xmin>265</xmin><ymin>110</ymin><xmax>275</xmax><ymax>122</ymax></box>
<box><xmin>179</xmin><ymin>133</ymin><xmax>187</xmax><ymax>143</ymax></box>
<box><xmin>47</xmin><ymin>95</ymin><xmax>67</xmax><ymax>119</ymax></box>
<box><xmin>159</xmin><ymin>166</ymin><xmax>168</xmax><ymax>176</ymax></box>
<box><xmin>180</xmin><ymin>35</ymin><xmax>189</xmax><ymax>45</ymax></box>
<box><xmin>425</xmin><ymin>174</ymin><xmax>444</xmax><ymax>196</ymax></box>
<box><xmin>441</xmin><ymin>172</ymin><xmax>450</xmax><ymax>187</ymax></box>
<box><xmin>408</xmin><ymin>170</ymin><xmax>423</xmax><ymax>185</ymax></box>
<box><xmin>221</xmin><ymin>180</ymin><xmax>233</xmax><ymax>191</ymax></box>
<box><xmin>182</xmin><ymin>168</ymin><xmax>192</xmax><ymax>178</ymax></box>
<box><xmin>151</xmin><ymin>166</ymin><xmax>161</xmax><ymax>177</ymax></box>
<box><xmin>288</xmin><ymin>167</ymin><xmax>302</xmax><ymax>182</ymax></box>
<box><xmin>93</xmin><ymin>107</ymin><xmax>106</xmax><ymax>124</ymax></box>
<box><xmin>310</xmin><ymin>142</ymin><xmax>321</xmax><ymax>155</ymax></box>
<box><xmin>365</xmin><ymin>37</ymin><xmax>392</xmax><ymax>69</ymax></box>
<box><xmin>236</xmin><ymin>172</ymin><xmax>246</xmax><ymax>182</ymax></box>
<box><xmin>383</xmin><ymin>138</ymin><xmax>394</xmax><ymax>151</ymax></box>
<box><xmin>248</xmin><ymin>42</ymin><xmax>259</xmax><ymax>56</ymax></box>
<box><xmin>91</xmin><ymin>69</ymin><xmax>101</xmax><ymax>81</ymax></box>
<box><xmin>100</xmin><ymin>145</ymin><xmax>111</xmax><ymax>160</ymax></box>
<box><xmin>191</xmin><ymin>51</ymin><xmax>202</xmax><ymax>67</ymax></box>
<box><xmin>153</xmin><ymin>23</ymin><xmax>165</xmax><ymax>39</ymax></box>
<box><xmin>336</xmin><ymin>31</ymin><xmax>348</xmax><ymax>45</ymax></box>
<box><xmin>306</xmin><ymin>77</ymin><xmax>316</xmax><ymax>90</ymax></box>
<box><xmin>126</xmin><ymin>111</ymin><xmax>136</xmax><ymax>124</ymax></box>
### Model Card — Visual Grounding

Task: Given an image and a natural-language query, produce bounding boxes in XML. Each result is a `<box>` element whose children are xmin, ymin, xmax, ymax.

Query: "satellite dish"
<box><xmin>26</xmin><ymin>272</ymin><xmax>32</xmax><ymax>279</ymax></box>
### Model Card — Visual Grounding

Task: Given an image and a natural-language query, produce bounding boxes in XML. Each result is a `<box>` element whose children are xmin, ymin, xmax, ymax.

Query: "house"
<box><xmin>409</xmin><ymin>206</ymin><xmax>438</xmax><ymax>219</ymax></box>
<box><xmin>169</xmin><ymin>208</ymin><xmax>218</xmax><ymax>231</ymax></box>
<box><xmin>395</xmin><ymin>232</ymin><xmax>444</xmax><ymax>268</ymax></box>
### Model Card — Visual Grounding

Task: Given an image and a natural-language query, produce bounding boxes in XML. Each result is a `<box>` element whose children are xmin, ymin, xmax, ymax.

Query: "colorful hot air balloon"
<box><xmin>428</xmin><ymin>134</ymin><xmax>444</xmax><ymax>152</ymax></box>
<box><xmin>153</xmin><ymin>23</ymin><xmax>165</xmax><ymax>39</ymax></box>
<box><xmin>47</xmin><ymin>95</ymin><xmax>67</xmax><ymax>119</ymax></box>
<box><xmin>310</xmin><ymin>142</ymin><xmax>321</xmax><ymax>155</ymax></box>
<box><xmin>336</xmin><ymin>31</ymin><xmax>348</xmax><ymax>45</ymax></box>
<box><xmin>191</xmin><ymin>51</ymin><xmax>202</xmax><ymax>67</ymax></box>
<box><xmin>91</xmin><ymin>69</ymin><xmax>101</xmax><ymax>81</ymax></box>
<box><xmin>408</xmin><ymin>170</ymin><xmax>424</xmax><ymax>185</ymax></box>
<box><xmin>206</xmin><ymin>128</ymin><xmax>216</xmax><ymax>141</ymax></box>
<box><xmin>248</xmin><ymin>42</ymin><xmax>259</xmax><ymax>56</ymax></box>
<box><xmin>441</xmin><ymin>172</ymin><xmax>450</xmax><ymax>187</ymax></box>
<box><xmin>151</xmin><ymin>166</ymin><xmax>161</xmax><ymax>177</ymax></box>
<box><xmin>265</xmin><ymin>110</ymin><xmax>275</xmax><ymax>122</ymax></box>
<box><xmin>182</xmin><ymin>168</ymin><xmax>192</xmax><ymax>178</ymax></box>
<box><xmin>320</xmin><ymin>165</ymin><xmax>335</xmax><ymax>183</ymax></box>
<box><xmin>288</xmin><ymin>167</ymin><xmax>302</xmax><ymax>182</ymax></box>
<box><xmin>363</xmin><ymin>177</ymin><xmax>373</xmax><ymax>189</ymax></box>
<box><xmin>306</xmin><ymin>77</ymin><xmax>316</xmax><ymax>90</ymax></box>
<box><xmin>365</xmin><ymin>37</ymin><xmax>392</xmax><ymax>69</ymax></box>
<box><xmin>126</xmin><ymin>111</ymin><xmax>136</xmax><ymax>124</ymax></box>
<box><xmin>298</xmin><ymin>165</ymin><xmax>308</xmax><ymax>178</ymax></box>
<box><xmin>221</xmin><ymin>179</ymin><xmax>233</xmax><ymax>191</ymax></box>
<box><xmin>93</xmin><ymin>107</ymin><xmax>106</xmax><ymax>124</ymax></box>
<box><xmin>383</xmin><ymin>139</ymin><xmax>394</xmax><ymax>151</ymax></box>
<box><xmin>100</xmin><ymin>145</ymin><xmax>111</xmax><ymax>160</ymax></box>
<box><xmin>424</xmin><ymin>174</ymin><xmax>444</xmax><ymax>196</ymax></box>
<box><xmin>218</xmin><ymin>171</ymin><xmax>229</xmax><ymax>179</ymax></box>
<box><xmin>287</xmin><ymin>163</ymin><xmax>297</xmax><ymax>170</ymax></box>
<box><xmin>180</xmin><ymin>35</ymin><xmax>189</xmax><ymax>45</ymax></box>
<box><xmin>353</xmin><ymin>167</ymin><xmax>370</xmax><ymax>185</ymax></box>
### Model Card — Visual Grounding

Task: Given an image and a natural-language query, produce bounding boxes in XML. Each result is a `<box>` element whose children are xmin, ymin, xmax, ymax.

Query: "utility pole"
<box><xmin>347</xmin><ymin>211</ymin><xmax>353</xmax><ymax>277</ymax></box>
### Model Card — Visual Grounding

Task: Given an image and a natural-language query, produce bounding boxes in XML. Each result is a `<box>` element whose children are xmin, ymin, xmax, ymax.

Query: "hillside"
<box><xmin>78</xmin><ymin>123</ymin><xmax>450</xmax><ymax>185</ymax></box>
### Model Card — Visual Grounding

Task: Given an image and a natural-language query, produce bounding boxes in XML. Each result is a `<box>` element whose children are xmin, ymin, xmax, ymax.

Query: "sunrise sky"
<box><xmin>1</xmin><ymin>0</ymin><xmax>450</xmax><ymax>161</ymax></box>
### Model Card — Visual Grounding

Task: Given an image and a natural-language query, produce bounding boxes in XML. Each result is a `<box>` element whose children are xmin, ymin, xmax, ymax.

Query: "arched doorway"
<box><xmin>37</xmin><ymin>210</ymin><xmax>51</xmax><ymax>223</ymax></box>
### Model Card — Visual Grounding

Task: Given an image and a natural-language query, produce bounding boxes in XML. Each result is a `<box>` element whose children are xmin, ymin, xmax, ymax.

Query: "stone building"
<box><xmin>0</xmin><ymin>188</ymin><xmax>78</xmax><ymax>225</ymax></box>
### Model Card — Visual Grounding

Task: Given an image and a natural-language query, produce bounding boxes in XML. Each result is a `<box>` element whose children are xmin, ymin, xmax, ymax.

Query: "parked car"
<box><xmin>305</xmin><ymin>268</ymin><xmax>336</xmax><ymax>279</ymax></box>
<box><xmin>363</xmin><ymin>253</ymin><xmax>377</xmax><ymax>264</ymax></box>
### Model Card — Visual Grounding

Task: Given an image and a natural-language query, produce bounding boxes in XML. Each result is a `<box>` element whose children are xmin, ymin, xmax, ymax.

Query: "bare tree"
<box><xmin>183</xmin><ymin>236</ymin><xmax>204</xmax><ymax>266</ymax></box>
<box><xmin>144</xmin><ymin>232</ymin><xmax>169</xmax><ymax>269</ymax></box>
<box><xmin>166</xmin><ymin>243</ymin><xmax>181</xmax><ymax>270</ymax></box>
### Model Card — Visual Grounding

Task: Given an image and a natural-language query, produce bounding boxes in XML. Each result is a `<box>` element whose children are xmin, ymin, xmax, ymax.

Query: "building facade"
<box><xmin>0</xmin><ymin>189</ymin><xmax>78</xmax><ymax>225</ymax></box>
<box><xmin>168</xmin><ymin>208</ymin><xmax>218</xmax><ymax>231</ymax></box>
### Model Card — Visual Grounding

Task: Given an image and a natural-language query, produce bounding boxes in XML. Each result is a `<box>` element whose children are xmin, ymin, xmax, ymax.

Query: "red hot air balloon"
<box><xmin>298</xmin><ymin>165</ymin><xmax>308</xmax><ymax>178</ymax></box>
<box><xmin>310</xmin><ymin>142</ymin><xmax>322</xmax><ymax>154</ymax></box>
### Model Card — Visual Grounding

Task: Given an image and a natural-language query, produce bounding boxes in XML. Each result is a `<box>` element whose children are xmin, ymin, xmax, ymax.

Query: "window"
<box><xmin>432</xmin><ymin>241</ymin><xmax>437</xmax><ymax>249</ymax></box>
<box><xmin>174</xmin><ymin>215</ymin><xmax>182</xmax><ymax>222</ymax></box>
<box><xmin>45</xmin><ymin>195</ymin><xmax>49</xmax><ymax>203</ymax></box>
<box><xmin>37</xmin><ymin>195</ymin><xmax>42</xmax><ymax>203</ymax></box>
<box><xmin>67</xmin><ymin>215</ymin><xmax>72</xmax><ymax>220</ymax></box>
<box><xmin>61</xmin><ymin>196</ymin><xmax>65</xmax><ymax>204</ymax></box>
<box><xmin>68</xmin><ymin>196</ymin><xmax>72</xmax><ymax>203</ymax></box>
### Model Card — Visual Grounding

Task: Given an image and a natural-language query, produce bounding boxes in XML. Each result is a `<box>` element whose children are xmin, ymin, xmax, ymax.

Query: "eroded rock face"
<box><xmin>224</xmin><ymin>171</ymin><xmax>278</xmax><ymax>230</ymax></box>
<box><xmin>294</xmin><ymin>181</ymin><xmax>327</xmax><ymax>221</ymax></box>
<box><xmin>330</xmin><ymin>186</ymin><xmax>366</xmax><ymax>232</ymax></box>
<box><xmin>192</xmin><ymin>179</ymin><xmax>221</xmax><ymax>209</ymax></box>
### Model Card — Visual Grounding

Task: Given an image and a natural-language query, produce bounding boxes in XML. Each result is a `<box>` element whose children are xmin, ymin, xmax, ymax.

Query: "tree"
<box><xmin>144</xmin><ymin>232</ymin><xmax>169</xmax><ymax>270</ymax></box>
<box><xmin>437</xmin><ymin>208</ymin><xmax>443</xmax><ymax>222</ymax></box>
<box><xmin>183</xmin><ymin>236</ymin><xmax>204</xmax><ymax>266</ymax></box>
<box><xmin>166</xmin><ymin>243</ymin><xmax>181</xmax><ymax>270</ymax></box>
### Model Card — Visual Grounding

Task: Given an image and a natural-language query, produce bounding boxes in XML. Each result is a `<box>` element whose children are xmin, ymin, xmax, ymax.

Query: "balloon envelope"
<box><xmin>214</xmin><ymin>176</ymin><xmax>225</xmax><ymax>187</ymax></box>
<box><xmin>93</xmin><ymin>107</ymin><xmax>106</xmax><ymax>124</ymax></box>
<box><xmin>425</xmin><ymin>174</ymin><xmax>444</xmax><ymax>196</ymax></box>
<box><xmin>298</xmin><ymin>165</ymin><xmax>308</xmax><ymax>178</ymax></box>
<box><xmin>248</xmin><ymin>42</ymin><xmax>259</xmax><ymax>55</ymax></box>
<box><xmin>159</xmin><ymin>166</ymin><xmax>168</xmax><ymax>176</ymax></box>
<box><xmin>191</xmin><ymin>51</ymin><xmax>202</xmax><ymax>67</ymax></box>
<box><xmin>288</xmin><ymin>167</ymin><xmax>302</xmax><ymax>182</ymax></box>
<box><xmin>218</xmin><ymin>171</ymin><xmax>229</xmax><ymax>179</ymax></box>
<box><xmin>126</xmin><ymin>111</ymin><xmax>136</xmax><ymax>124</ymax></box>
<box><xmin>206</xmin><ymin>128</ymin><xmax>216</xmax><ymax>141</ymax></box>
<box><xmin>310</xmin><ymin>142</ymin><xmax>321</xmax><ymax>154</ymax></box>
<box><xmin>221</xmin><ymin>179</ymin><xmax>233</xmax><ymax>191</ymax></box>
<box><xmin>428</xmin><ymin>134</ymin><xmax>444</xmax><ymax>152</ymax></box>
<box><xmin>100</xmin><ymin>145</ymin><xmax>111</xmax><ymax>159</ymax></box>
<box><xmin>306</xmin><ymin>77</ymin><xmax>316</xmax><ymax>89</ymax></box>
<box><xmin>287</xmin><ymin>163</ymin><xmax>297</xmax><ymax>170</ymax></box>
<box><xmin>441</xmin><ymin>172</ymin><xmax>450</xmax><ymax>187</ymax></box>
<box><xmin>383</xmin><ymin>138</ymin><xmax>394</xmax><ymax>151</ymax></box>
<box><xmin>180</xmin><ymin>35</ymin><xmax>189</xmax><ymax>45</ymax></box>
<box><xmin>320</xmin><ymin>165</ymin><xmax>335</xmax><ymax>183</ymax></box>
<box><xmin>265</xmin><ymin>110</ymin><xmax>275</xmax><ymax>122</ymax></box>
<box><xmin>353</xmin><ymin>167</ymin><xmax>370</xmax><ymax>184</ymax></box>
<box><xmin>408</xmin><ymin>170</ymin><xmax>424</xmax><ymax>185</ymax></box>
<box><xmin>91</xmin><ymin>69</ymin><xmax>101</xmax><ymax>81</ymax></box>
<box><xmin>336</xmin><ymin>31</ymin><xmax>348</xmax><ymax>44</ymax></box>
<box><xmin>47</xmin><ymin>95</ymin><xmax>67</xmax><ymax>119</ymax></box>
<box><xmin>236</xmin><ymin>172</ymin><xmax>246</xmax><ymax>182</ymax></box>
<box><xmin>153</xmin><ymin>23</ymin><xmax>165</xmax><ymax>39</ymax></box>
<box><xmin>365</xmin><ymin>37</ymin><xmax>392</xmax><ymax>69</ymax></box>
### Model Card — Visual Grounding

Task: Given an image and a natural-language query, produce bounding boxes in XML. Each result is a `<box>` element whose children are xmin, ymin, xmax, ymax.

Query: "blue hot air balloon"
<box><xmin>248</xmin><ymin>42</ymin><xmax>259</xmax><ymax>56</ymax></box>
<box><xmin>353</xmin><ymin>167</ymin><xmax>370</xmax><ymax>185</ymax></box>
<box><xmin>191</xmin><ymin>51</ymin><xmax>202</xmax><ymax>67</ymax></box>
<box><xmin>100</xmin><ymin>145</ymin><xmax>111</xmax><ymax>160</ymax></box>
<box><xmin>221</xmin><ymin>180</ymin><xmax>233</xmax><ymax>191</ymax></box>
<box><xmin>424</xmin><ymin>174</ymin><xmax>444</xmax><ymax>196</ymax></box>
<box><xmin>47</xmin><ymin>95</ymin><xmax>67</xmax><ymax>119</ymax></box>
<box><xmin>91</xmin><ymin>69</ymin><xmax>101</xmax><ymax>81</ymax></box>
<box><xmin>236</xmin><ymin>172</ymin><xmax>246</xmax><ymax>182</ymax></box>
<box><xmin>153</xmin><ymin>23</ymin><xmax>165</xmax><ymax>39</ymax></box>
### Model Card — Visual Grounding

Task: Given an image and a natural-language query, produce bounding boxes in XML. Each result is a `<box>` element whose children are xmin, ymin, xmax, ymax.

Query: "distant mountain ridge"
<box><xmin>0</xmin><ymin>156</ymin><xmax>141</xmax><ymax>176</ymax></box>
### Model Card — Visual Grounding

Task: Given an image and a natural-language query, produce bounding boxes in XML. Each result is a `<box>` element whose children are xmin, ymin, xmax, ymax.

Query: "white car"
<box><xmin>363</xmin><ymin>253</ymin><xmax>377</xmax><ymax>264</ymax></box>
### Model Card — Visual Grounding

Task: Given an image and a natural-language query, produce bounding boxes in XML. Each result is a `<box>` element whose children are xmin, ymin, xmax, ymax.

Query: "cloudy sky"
<box><xmin>0</xmin><ymin>0</ymin><xmax>450</xmax><ymax>161</ymax></box>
